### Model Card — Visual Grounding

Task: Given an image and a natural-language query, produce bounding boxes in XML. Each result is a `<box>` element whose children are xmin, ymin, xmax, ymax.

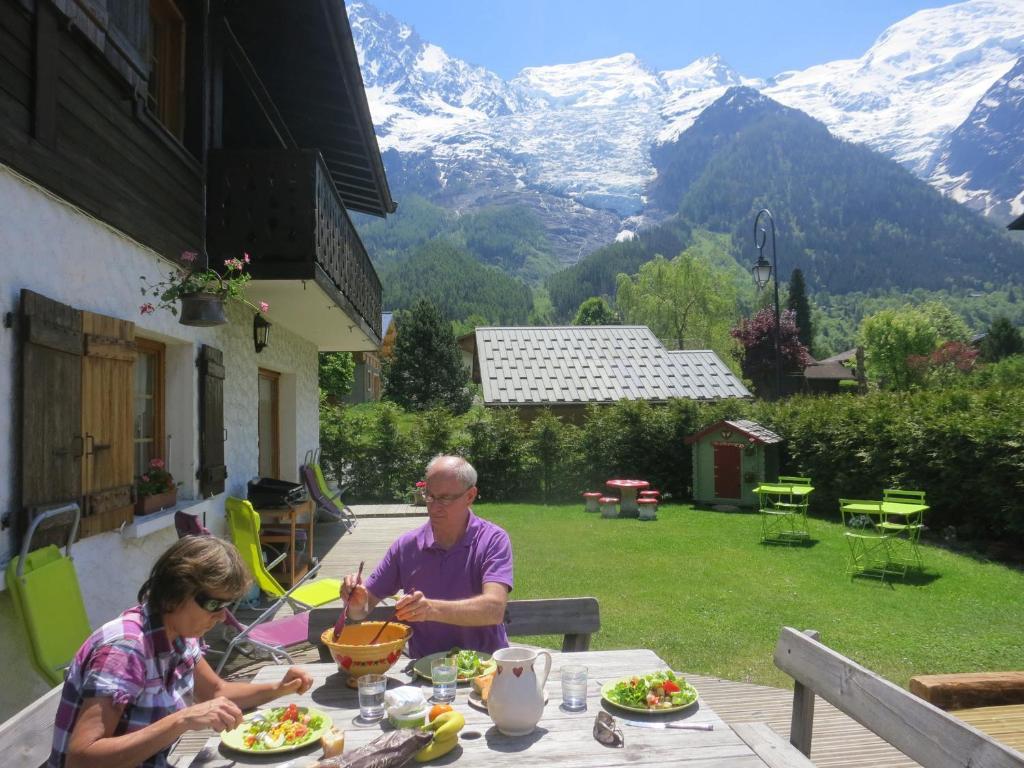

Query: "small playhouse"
<box><xmin>685</xmin><ymin>419</ymin><xmax>782</xmax><ymax>507</ymax></box>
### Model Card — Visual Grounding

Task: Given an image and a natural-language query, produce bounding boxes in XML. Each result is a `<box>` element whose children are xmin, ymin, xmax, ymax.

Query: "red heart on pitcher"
<box><xmin>513</xmin><ymin>666</ymin><xmax>524</xmax><ymax>677</ymax></box>
<box><xmin>387</xmin><ymin>651</ymin><xmax>399</xmax><ymax>663</ymax></box>
<box><xmin>340</xmin><ymin>655</ymin><xmax>353</xmax><ymax>670</ymax></box>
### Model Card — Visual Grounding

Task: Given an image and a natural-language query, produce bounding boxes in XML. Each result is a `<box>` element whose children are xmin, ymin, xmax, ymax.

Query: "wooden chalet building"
<box><xmin>0</xmin><ymin>0</ymin><xmax>393</xmax><ymax>718</ymax></box>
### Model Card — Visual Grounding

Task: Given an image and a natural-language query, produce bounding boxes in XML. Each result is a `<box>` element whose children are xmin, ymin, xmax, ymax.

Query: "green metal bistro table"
<box><xmin>839</xmin><ymin>500</ymin><xmax>929</xmax><ymax>579</ymax></box>
<box><xmin>753</xmin><ymin>484</ymin><xmax>814</xmax><ymax>543</ymax></box>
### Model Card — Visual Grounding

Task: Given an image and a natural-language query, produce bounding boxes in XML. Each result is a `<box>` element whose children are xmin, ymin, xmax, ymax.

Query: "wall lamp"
<box><xmin>253</xmin><ymin>313</ymin><xmax>271</xmax><ymax>354</ymax></box>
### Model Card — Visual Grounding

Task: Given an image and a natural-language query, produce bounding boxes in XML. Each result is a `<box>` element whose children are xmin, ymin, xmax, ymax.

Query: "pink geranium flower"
<box><xmin>181</xmin><ymin>250</ymin><xmax>198</xmax><ymax>263</ymax></box>
<box><xmin>259</xmin><ymin>301</ymin><xmax>270</xmax><ymax>313</ymax></box>
<box><xmin>139</xmin><ymin>303</ymin><xmax>155</xmax><ymax>315</ymax></box>
<box><xmin>149</xmin><ymin>458</ymin><xmax>165</xmax><ymax>469</ymax></box>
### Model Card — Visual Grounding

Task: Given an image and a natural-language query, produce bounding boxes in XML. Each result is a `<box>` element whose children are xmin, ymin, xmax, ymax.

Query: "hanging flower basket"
<box><xmin>178</xmin><ymin>291</ymin><xmax>227</xmax><ymax>327</ymax></box>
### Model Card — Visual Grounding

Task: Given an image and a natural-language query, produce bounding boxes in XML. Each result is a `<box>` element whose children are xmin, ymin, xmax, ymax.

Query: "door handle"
<box><xmin>84</xmin><ymin>433</ymin><xmax>95</xmax><ymax>456</ymax></box>
<box><xmin>223</xmin><ymin>428</ymin><xmax>228</xmax><ymax>442</ymax></box>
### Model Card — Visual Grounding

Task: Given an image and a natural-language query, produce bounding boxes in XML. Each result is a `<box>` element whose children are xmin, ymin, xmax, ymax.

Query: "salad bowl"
<box><xmin>413</xmin><ymin>649</ymin><xmax>496</xmax><ymax>683</ymax></box>
<box><xmin>319</xmin><ymin>621</ymin><xmax>412</xmax><ymax>687</ymax></box>
<box><xmin>600</xmin><ymin>671</ymin><xmax>699</xmax><ymax>714</ymax></box>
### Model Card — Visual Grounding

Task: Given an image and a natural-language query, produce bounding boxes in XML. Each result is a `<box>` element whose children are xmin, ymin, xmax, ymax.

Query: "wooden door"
<box><xmin>80</xmin><ymin>311</ymin><xmax>136</xmax><ymax>537</ymax></box>
<box><xmin>19</xmin><ymin>290</ymin><xmax>83</xmax><ymax>545</ymax></box>
<box><xmin>713</xmin><ymin>443</ymin><xmax>742</xmax><ymax>500</ymax></box>
<box><xmin>257</xmin><ymin>368</ymin><xmax>280</xmax><ymax>478</ymax></box>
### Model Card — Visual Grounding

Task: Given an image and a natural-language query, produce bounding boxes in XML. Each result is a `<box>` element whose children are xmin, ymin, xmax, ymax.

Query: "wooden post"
<box><xmin>790</xmin><ymin>629</ymin><xmax>820</xmax><ymax>756</ymax></box>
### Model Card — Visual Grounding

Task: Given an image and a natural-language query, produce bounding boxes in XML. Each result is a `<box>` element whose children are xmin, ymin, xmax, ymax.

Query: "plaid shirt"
<box><xmin>49</xmin><ymin>603</ymin><xmax>202</xmax><ymax>768</ymax></box>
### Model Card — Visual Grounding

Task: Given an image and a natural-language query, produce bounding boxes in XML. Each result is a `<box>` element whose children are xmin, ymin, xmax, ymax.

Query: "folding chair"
<box><xmin>4</xmin><ymin>504</ymin><xmax>91</xmax><ymax>685</ymax></box>
<box><xmin>175</xmin><ymin>511</ymin><xmax>321</xmax><ymax>673</ymax></box>
<box><xmin>839</xmin><ymin>498</ymin><xmax>900</xmax><ymax>582</ymax></box>
<box><xmin>225</xmin><ymin>497</ymin><xmax>342</xmax><ymax>608</ymax></box>
<box><xmin>778</xmin><ymin>475</ymin><xmax>812</xmax><ymax>486</ymax></box>
<box><xmin>879</xmin><ymin>489</ymin><xmax>928</xmax><ymax>571</ymax></box>
<box><xmin>303</xmin><ymin>449</ymin><xmax>357</xmax><ymax>530</ymax></box>
<box><xmin>301</xmin><ymin>463</ymin><xmax>356</xmax><ymax>532</ymax></box>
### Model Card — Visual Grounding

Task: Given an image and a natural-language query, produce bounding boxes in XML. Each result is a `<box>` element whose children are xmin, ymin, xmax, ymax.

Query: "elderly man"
<box><xmin>340</xmin><ymin>455</ymin><xmax>512</xmax><ymax>657</ymax></box>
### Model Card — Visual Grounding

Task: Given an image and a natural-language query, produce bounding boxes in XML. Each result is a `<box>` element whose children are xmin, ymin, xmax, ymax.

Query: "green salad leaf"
<box><xmin>605</xmin><ymin>670</ymin><xmax>697</xmax><ymax>710</ymax></box>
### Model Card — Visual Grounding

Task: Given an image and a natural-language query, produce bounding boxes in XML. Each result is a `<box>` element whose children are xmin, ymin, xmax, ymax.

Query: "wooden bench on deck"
<box><xmin>770</xmin><ymin>627</ymin><xmax>1024</xmax><ymax>767</ymax></box>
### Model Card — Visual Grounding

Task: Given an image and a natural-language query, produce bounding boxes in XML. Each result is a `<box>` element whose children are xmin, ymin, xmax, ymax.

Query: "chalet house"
<box><xmin>464</xmin><ymin>326</ymin><xmax>750</xmax><ymax>420</ymax></box>
<box><xmin>0</xmin><ymin>0</ymin><xmax>393</xmax><ymax>717</ymax></box>
<box><xmin>346</xmin><ymin>311</ymin><xmax>392</xmax><ymax>403</ymax></box>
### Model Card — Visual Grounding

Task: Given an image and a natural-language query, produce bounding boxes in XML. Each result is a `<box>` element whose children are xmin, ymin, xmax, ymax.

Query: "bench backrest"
<box><xmin>307</xmin><ymin>597</ymin><xmax>601</xmax><ymax>661</ymax></box>
<box><xmin>0</xmin><ymin>684</ymin><xmax>61</xmax><ymax>768</ymax></box>
<box><xmin>778</xmin><ymin>476</ymin><xmax>812</xmax><ymax>486</ymax></box>
<box><xmin>883</xmin><ymin>489</ymin><xmax>926</xmax><ymax>505</ymax></box>
<box><xmin>774</xmin><ymin>627</ymin><xmax>1024</xmax><ymax>767</ymax></box>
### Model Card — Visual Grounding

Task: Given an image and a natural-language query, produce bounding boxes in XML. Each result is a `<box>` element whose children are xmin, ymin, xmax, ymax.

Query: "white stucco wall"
<box><xmin>0</xmin><ymin>164</ymin><xmax>321</xmax><ymax>720</ymax></box>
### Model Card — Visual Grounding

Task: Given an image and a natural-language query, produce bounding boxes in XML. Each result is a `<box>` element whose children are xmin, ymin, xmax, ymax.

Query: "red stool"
<box><xmin>582</xmin><ymin>491</ymin><xmax>602</xmax><ymax>513</ymax></box>
<box><xmin>638</xmin><ymin>498</ymin><xmax>658</xmax><ymax>520</ymax></box>
<box><xmin>639</xmin><ymin>489</ymin><xmax>660</xmax><ymax>500</ymax></box>
<box><xmin>599</xmin><ymin>496</ymin><xmax>619</xmax><ymax>518</ymax></box>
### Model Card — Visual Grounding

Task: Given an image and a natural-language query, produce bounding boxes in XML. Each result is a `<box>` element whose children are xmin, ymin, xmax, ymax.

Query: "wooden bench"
<box><xmin>0</xmin><ymin>684</ymin><xmax>62</xmax><ymax>768</ymax></box>
<box><xmin>910</xmin><ymin>671</ymin><xmax>1024</xmax><ymax>710</ymax></box>
<box><xmin>307</xmin><ymin>596</ymin><xmax>601</xmax><ymax>661</ymax></box>
<box><xmin>774</xmin><ymin>626</ymin><xmax>1024</xmax><ymax>767</ymax></box>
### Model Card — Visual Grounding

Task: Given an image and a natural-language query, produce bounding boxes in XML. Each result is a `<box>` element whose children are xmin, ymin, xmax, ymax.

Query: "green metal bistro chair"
<box><xmin>839</xmin><ymin>498</ymin><xmax>902</xmax><ymax>582</ymax></box>
<box><xmin>778</xmin><ymin>475</ymin><xmax>812</xmax><ymax>486</ymax></box>
<box><xmin>759</xmin><ymin>484</ymin><xmax>810</xmax><ymax>543</ymax></box>
<box><xmin>879</xmin><ymin>489</ymin><xmax>928</xmax><ymax>571</ymax></box>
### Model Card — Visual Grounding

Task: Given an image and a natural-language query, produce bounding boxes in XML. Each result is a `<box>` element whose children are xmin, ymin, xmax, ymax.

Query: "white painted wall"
<box><xmin>0</xmin><ymin>164</ymin><xmax>321</xmax><ymax>720</ymax></box>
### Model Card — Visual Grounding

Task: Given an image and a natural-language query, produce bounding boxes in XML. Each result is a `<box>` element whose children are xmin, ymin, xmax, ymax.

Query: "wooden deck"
<box><xmin>171</xmin><ymin>508</ymin><xmax>922</xmax><ymax>767</ymax></box>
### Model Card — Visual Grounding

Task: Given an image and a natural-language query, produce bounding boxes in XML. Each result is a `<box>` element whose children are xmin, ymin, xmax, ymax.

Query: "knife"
<box><xmin>622</xmin><ymin>719</ymin><xmax>714</xmax><ymax>731</ymax></box>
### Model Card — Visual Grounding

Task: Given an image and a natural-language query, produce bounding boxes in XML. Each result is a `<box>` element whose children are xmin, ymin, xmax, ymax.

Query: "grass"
<box><xmin>474</xmin><ymin>503</ymin><xmax>1024</xmax><ymax>690</ymax></box>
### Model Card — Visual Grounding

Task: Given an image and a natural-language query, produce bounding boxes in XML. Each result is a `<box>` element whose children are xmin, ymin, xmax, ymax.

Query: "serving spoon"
<box><xmin>333</xmin><ymin>560</ymin><xmax>364</xmax><ymax>640</ymax></box>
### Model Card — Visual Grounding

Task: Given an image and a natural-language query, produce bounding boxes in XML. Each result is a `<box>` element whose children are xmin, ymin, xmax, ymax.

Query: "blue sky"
<box><xmin>367</xmin><ymin>0</ymin><xmax>961</xmax><ymax>79</ymax></box>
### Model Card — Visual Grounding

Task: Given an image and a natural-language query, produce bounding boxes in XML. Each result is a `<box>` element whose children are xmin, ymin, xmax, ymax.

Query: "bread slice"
<box><xmin>473</xmin><ymin>672</ymin><xmax>494</xmax><ymax>704</ymax></box>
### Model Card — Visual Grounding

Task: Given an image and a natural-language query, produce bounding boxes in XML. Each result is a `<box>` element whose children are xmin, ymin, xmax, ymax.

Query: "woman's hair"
<box><xmin>139</xmin><ymin>536</ymin><xmax>250</xmax><ymax>614</ymax></box>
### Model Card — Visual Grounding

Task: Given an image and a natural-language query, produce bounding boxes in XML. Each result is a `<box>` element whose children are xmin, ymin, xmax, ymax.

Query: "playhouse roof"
<box><xmin>684</xmin><ymin>419</ymin><xmax>783</xmax><ymax>445</ymax></box>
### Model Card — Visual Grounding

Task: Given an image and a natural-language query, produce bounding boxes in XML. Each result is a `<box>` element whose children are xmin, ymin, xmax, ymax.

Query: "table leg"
<box><xmin>619</xmin><ymin>489</ymin><xmax>639</xmax><ymax>517</ymax></box>
<box><xmin>289</xmin><ymin>509</ymin><xmax>297</xmax><ymax>586</ymax></box>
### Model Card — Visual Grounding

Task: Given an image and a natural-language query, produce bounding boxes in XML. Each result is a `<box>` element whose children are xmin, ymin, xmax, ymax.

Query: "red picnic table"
<box><xmin>606</xmin><ymin>478</ymin><xmax>649</xmax><ymax>517</ymax></box>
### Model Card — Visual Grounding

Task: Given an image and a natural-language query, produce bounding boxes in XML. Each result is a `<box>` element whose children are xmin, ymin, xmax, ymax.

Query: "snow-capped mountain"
<box><xmin>348</xmin><ymin>0</ymin><xmax>1024</xmax><ymax>263</ymax></box>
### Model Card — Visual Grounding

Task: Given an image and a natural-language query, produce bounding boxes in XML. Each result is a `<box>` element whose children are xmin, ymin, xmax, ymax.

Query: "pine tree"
<box><xmin>384</xmin><ymin>299</ymin><xmax>471</xmax><ymax>413</ymax></box>
<box><xmin>786</xmin><ymin>268</ymin><xmax>813</xmax><ymax>349</ymax></box>
<box><xmin>981</xmin><ymin>316</ymin><xmax>1024</xmax><ymax>362</ymax></box>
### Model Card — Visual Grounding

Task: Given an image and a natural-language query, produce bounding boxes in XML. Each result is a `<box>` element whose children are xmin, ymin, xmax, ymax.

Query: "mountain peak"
<box><xmin>661</xmin><ymin>54</ymin><xmax>743</xmax><ymax>91</ymax></box>
<box><xmin>512</xmin><ymin>52</ymin><xmax>662</xmax><ymax>106</ymax></box>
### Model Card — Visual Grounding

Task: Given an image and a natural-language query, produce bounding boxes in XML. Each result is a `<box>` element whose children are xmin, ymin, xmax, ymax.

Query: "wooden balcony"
<box><xmin>206</xmin><ymin>149</ymin><xmax>382</xmax><ymax>349</ymax></box>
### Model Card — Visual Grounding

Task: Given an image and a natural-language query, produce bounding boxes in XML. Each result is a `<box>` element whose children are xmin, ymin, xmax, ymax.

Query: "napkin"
<box><xmin>384</xmin><ymin>685</ymin><xmax>426</xmax><ymax>716</ymax></box>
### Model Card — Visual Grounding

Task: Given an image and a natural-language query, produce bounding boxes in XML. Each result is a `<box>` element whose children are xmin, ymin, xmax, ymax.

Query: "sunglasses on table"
<box><xmin>194</xmin><ymin>592</ymin><xmax>234</xmax><ymax>612</ymax></box>
<box><xmin>593</xmin><ymin>711</ymin><xmax>624</xmax><ymax>747</ymax></box>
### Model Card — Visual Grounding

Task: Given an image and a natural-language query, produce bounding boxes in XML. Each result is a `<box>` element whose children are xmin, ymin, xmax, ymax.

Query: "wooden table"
<box><xmin>255</xmin><ymin>498</ymin><xmax>315</xmax><ymax>588</ymax></box>
<box><xmin>187</xmin><ymin>649</ymin><xmax>780</xmax><ymax>767</ymax></box>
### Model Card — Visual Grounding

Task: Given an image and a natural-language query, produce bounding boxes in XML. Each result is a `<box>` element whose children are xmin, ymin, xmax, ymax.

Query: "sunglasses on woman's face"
<box><xmin>593</xmin><ymin>711</ymin><xmax>624</xmax><ymax>747</ymax></box>
<box><xmin>194</xmin><ymin>592</ymin><xmax>233</xmax><ymax>613</ymax></box>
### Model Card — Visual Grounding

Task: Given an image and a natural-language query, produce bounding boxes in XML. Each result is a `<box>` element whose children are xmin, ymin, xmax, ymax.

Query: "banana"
<box><xmin>413</xmin><ymin>733</ymin><xmax>459</xmax><ymax>763</ymax></box>
<box><xmin>423</xmin><ymin>710</ymin><xmax>465</xmax><ymax>741</ymax></box>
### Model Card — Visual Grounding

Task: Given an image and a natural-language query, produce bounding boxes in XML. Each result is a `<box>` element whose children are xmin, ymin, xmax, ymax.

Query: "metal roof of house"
<box><xmin>474</xmin><ymin>326</ymin><xmax>750</xmax><ymax>405</ymax></box>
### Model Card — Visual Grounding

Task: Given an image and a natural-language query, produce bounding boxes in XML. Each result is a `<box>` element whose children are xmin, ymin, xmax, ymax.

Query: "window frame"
<box><xmin>147</xmin><ymin>0</ymin><xmax>187</xmax><ymax>141</ymax></box>
<box><xmin>133</xmin><ymin>337</ymin><xmax>166</xmax><ymax>479</ymax></box>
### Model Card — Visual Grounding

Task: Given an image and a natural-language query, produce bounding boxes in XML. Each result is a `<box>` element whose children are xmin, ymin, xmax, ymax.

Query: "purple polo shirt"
<box><xmin>365</xmin><ymin>511</ymin><xmax>513</xmax><ymax>657</ymax></box>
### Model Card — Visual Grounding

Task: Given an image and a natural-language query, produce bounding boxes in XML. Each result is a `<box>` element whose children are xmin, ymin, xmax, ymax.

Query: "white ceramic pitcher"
<box><xmin>487</xmin><ymin>646</ymin><xmax>552</xmax><ymax>736</ymax></box>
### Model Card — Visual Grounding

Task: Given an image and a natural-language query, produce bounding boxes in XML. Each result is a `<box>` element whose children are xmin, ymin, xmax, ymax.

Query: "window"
<box><xmin>258</xmin><ymin>368</ymin><xmax>280</xmax><ymax>478</ymax></box>
<box><xmin>134</xmin><ymin>339</ymin><xmax>166</xmax><ymax>478</ymax></box>
<box><xmin>147</xmin><ymin>0</ymin><xmax>186</xmax><ymax>139</ymax></box>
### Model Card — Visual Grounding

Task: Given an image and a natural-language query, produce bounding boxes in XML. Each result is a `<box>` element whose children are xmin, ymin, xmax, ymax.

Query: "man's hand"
<box><xmin>395</xmin><ymin>590</ymin><xmax>433</xmax><ymax>623</ymax></box>
<box><xmin>273</xmin><ymin>667</ymin><xmax>313</xmax><ymax>697</ymax></box>
<box><xmin>179</xmin><ymin>696</ymin><xmax>243</xmax><ymax>733</ymax></box>
<box><xmin>340</xmin><ymin>573</ymin><xmax>368</xmax><ymax>613</ymax></box>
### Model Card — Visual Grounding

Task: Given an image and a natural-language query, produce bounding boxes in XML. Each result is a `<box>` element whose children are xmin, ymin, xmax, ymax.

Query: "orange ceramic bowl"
<box><xmin>319</xmin><ymin>622</ymin><xmax>412</xmax><ymax>687</ymax></box>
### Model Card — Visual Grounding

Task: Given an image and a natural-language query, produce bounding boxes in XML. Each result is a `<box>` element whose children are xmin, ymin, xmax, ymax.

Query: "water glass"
<box><xmin>357</xmin><ymin>673</ymin><xmax>387</xmax><ymax>721</ymax></box>
<box><xmin>430</xmin><ymin>655</ymin><xmax>457</xmax><ymax>703</ymax></box>
<box><xmin>561</xmin><ymin>664</ymin><xmax>588</xmax><ymax>712</ymax></box>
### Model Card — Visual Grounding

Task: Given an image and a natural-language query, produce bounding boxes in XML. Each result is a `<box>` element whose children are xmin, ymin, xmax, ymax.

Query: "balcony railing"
<box><xmin>206</xmin><ymin>149</ymin><xmax>382</xmax><ymax>341</ymax></box>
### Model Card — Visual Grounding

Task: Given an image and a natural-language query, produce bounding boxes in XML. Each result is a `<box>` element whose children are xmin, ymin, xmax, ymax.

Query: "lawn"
<box><xmin>475</xmin><ymin>503</ymin><xmax>1024</xmax><ymax>690</ymax></box>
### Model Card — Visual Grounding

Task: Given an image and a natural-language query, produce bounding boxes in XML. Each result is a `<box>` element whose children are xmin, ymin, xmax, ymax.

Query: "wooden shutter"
<box><xmin>19</xmin><ymin>290</ymin><xmax>83</xmax><ymax>545</ymax></box>
<box><xmin>80</xmin><ymin>311</ymin><xmax>136</xmax><ymax>538</ymax></box>
<box><xmin>198</xmin><ymin>344</ymin><xmax>226</xmax><ymax>497</ymax></box>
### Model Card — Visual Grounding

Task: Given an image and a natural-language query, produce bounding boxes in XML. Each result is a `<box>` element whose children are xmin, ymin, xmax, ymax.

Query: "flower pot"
<box><xmin>135</xmin><ymin>489</ymin><xmax>177</xmax><ymax>516</ymax></box>
<box><xmin>179</xmin><ymin>292</ymin><xmax>227</xmax><ymax>326</ymax></box>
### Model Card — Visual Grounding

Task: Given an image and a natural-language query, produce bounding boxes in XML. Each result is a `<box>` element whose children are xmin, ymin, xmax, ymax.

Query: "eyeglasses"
<box><xmin>194</xmin><ymin>592</ymin><xmax>233</xmax><ymax>613</ymax></box>
<box><xmin>423</xmin><ymin>488</ymin><xmax>470</xmax><ymax>505</ymax></box>
<box><xmin>593</xmin><ymin>711</ymin><xmax>624</xmax><ymax>747</ymax></box>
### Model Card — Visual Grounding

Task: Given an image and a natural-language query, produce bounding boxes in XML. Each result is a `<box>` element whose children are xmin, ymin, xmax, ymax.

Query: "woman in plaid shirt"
<box><xmin>50</xmin><ymin>536</ymin><xmax>313</xmax><ymax>768</ymax></box>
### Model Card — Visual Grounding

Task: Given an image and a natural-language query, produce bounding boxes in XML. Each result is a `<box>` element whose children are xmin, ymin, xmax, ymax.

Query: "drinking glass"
<box><xmin>357</xmin><ymin>673</ymin><xmax>387</xmax><ymax>721</ymax></box>
<box><xmin>561</xmin><ymin>664</ymin><xmax>588</xmax><ymax>712</ymax></box>
<box><xmin>430</xmin><ymin>655</ymin><xmax>458</xmax><ymax>703</ymax></box>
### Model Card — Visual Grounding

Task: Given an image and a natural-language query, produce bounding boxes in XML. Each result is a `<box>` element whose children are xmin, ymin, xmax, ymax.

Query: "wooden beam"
<box><xmin>220</xmin><ymin>17</ymin><xmax>295</xmax><ymax>149</ymax></box>
<box><xmin>33</xmin><ymin>0</ymin><xmax>58</xmax><ymax>147</ymax></box>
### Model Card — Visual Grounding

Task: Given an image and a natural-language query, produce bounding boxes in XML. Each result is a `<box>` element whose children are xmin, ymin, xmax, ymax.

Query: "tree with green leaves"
<box><xmin>786</xmin><ymin>268</ymin><xmax>813</xmax><ymax>349</ymax></box>
<box><xmin>319</xmin><ymin>352</ymin><xmax>354</xmax><ymax>402</ymax></box>
<box><xmin>858</xmin><ymin>307</ymin><xmax>938</xmax><ymax>390</ymax></box>
<box><xmin>573</xmin><ymin>297</ymin><xmax>618</xmax><ymax>326</ymax></box>
<box><xmin>384</xmin><ymin>299</ymin><xmax>471</xmax><ymax>413</ymax></box>
<box><xmin>981</xmin><ymin>316</ymin><xmax>1024</xmax><ymax>362</ymax></box>
<box><xmin>919</xmin><ymin>301</ymin><xmax>970</xmax><ymax>343</ymax></box>
<box><xmin>615</xmin><ymin>252</ymin><xmax>736</xmax><ymax>353</ymax></box>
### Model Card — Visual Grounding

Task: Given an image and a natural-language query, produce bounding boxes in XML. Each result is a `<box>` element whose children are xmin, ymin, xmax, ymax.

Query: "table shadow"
<box><xmin>483</xmin><ymin>725</ymin><xmax>549</xmax><ymax>752</ymax></box>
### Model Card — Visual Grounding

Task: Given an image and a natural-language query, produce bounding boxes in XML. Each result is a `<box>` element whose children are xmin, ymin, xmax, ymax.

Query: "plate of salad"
<box><xmin>413</xmin><ymin>648</ymin><xmax>497</xmax><ymax>683</ymax></box>
<box><xmin>601</xmin><ymin>671</ymin><xmax>699</xmax><ymax>714</ymax></box>
<box><xmin>220</xmin><ymin>702</ymin><xmax>332</xmax><ymax>754</ymax></box>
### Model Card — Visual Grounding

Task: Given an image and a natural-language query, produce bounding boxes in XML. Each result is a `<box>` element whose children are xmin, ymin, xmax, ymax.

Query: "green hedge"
<box><xmin>320</xmin><ymin>386</ymin><xmax>1024</xmax><ymax>541</ymax></box>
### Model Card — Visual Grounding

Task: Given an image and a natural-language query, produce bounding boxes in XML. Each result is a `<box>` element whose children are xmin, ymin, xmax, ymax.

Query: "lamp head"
<box><xmin>752</xmin><ymin>255</ymin><xmax>772</xmax><ymax>290</ymax></box>
<box><xmin>253</xmin><ymin>313</ymin><xmax>271</xmax><ymax>353</ymax></box>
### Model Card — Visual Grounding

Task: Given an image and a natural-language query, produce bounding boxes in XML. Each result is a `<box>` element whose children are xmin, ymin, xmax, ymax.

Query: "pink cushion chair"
<box><xmin>582</xmin><ymin>491</ymin><xmax>602</xmax><ymax>513</ymax></box>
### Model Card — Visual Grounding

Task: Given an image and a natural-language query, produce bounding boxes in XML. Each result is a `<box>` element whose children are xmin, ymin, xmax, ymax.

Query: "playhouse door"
<box><xmin>713</xmin><ymin>444</ymin><xmax>742</xmax><ymax>499</ymax></box>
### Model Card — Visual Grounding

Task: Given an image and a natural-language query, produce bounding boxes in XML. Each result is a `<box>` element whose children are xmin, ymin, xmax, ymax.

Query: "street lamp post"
<box><xmin>751</xmin><ymin>208</ymin><xmax>783</xmax><ymax>398</ymax></box>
